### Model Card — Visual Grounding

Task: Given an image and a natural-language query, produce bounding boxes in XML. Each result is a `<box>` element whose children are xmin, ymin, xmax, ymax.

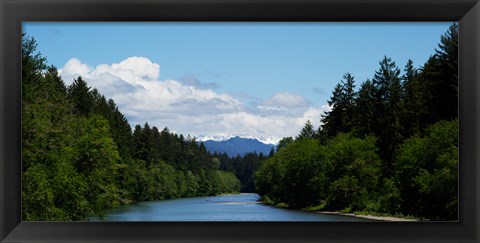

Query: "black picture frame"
<box><xmin>1</xmin><ymin>0</ymin><xmax>479</xmax><ymax>242</ymax></box>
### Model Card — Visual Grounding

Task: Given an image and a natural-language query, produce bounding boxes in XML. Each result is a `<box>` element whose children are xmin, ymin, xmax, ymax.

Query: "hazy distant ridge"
<box><xmin>201</xmin><ymin>136</ymin><xmax>275</xmax><ymax>157</ymax></box>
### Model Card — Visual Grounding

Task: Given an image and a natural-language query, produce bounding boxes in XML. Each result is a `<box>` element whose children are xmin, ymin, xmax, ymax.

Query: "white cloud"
<box><xmin>59</xmin><ymin>58</ymin><xmax>92</xmax><ymax>85</ymax></box>
<box><xmin>59</xmin><ymin>57</ymin><xmax>330</xmax><ymax>144</ymax></box>
<box><xmin>106</xmin><ymin>56</ymin><xmax>160</xmax><ymax>83</ymax></box>
<box><xmin>296</xmin><ymin>105</ymin><xmax>332</xmax><ymax>128</ymax></box>
<box><xmin>260</xmin><ymin>92</ymin><xmax>310</xmax><ymax>109</ymax></box>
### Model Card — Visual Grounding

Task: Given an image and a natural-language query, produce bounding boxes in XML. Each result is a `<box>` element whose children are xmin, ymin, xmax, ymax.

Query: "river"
<box><xmin>93</xmin><ymin>193</ymin><xmax>369</xmax><ymax>221</ymax></box>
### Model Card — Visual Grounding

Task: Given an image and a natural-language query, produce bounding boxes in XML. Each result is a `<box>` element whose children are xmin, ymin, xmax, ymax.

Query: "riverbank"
<box><xmin>316</xmin><ymin>211</ymin><xmax>419</xmax><ymax>221</ymax></box>
<box><xmin>94</xmin><ymin>193</ymin><xmax>368</xmax><ymax>221</ymax></box>
<box><xmin>259</xmin><ymin>197</ymin><xmax>420</xmax><ymax>222</ymax></box>
<box><xmin>258</xmin><ymin>196</ymin><xmax>419</xmax><ymax>221</ymax></box>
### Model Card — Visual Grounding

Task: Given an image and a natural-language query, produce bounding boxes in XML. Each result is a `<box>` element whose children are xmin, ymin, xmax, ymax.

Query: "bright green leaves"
<box><xmin>395</xmin><ymin>120</ymin><xmax>458</xmax><ymax>220</ymax></box>
<box><xmin>71</xmin><ymin>115</ymin><xmax>123</xmax><ymax>217</ymax></box>
<box><xmin>22</xmin><ymin>163</ymin><xmax>56</xmax><ymax>221</ymax></box>
<box><xmin>280</xmin><ymin>139</ymin><xmax>327</xmax><ymax>207</ymax></box>
<box><xmin>129</xmin><ymin>123</ymin><xmax>241</xmax><ymax>199</ymax></box>
<box><xmin>73</xmin><ymin>115</ymin><xmax>121</xmax><ymax>172</ymax></box>
<box><xmin>256</xmin><ymin>135</ymin><xmax>381</xmax><ymax>210</ymax></box>
<box><xmin>256</xmin><ymin>119</ymin><xmax>457</xmax><ymax>220</ymax></box>
<box><xmin>216</xmin><ymin>171</ymin><xmax>241</xmax><ymax>193</ymax></box>
<box><xmin>325</xmin><ymin>134</ymin><xmax>381</xmax><ymax>211</ymax></box>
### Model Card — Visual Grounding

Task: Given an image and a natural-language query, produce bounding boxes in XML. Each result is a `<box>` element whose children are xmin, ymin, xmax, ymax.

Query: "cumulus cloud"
<box><xmin>59</xmin><ymin>56</ymin><xmax>329</xmax><ymax>144</ymax></box>
<box><xmin>255</xmin><ymin>92</ymin><xmax>315</xmax><ymax>120</ymax></box>
<box><xmin>60</xmin><ymin>58</ymin><xmax>92</xmax><ymax>84</ymax></box>
<box><xmin>260</xmin><ymin>92</ymin><xmax>310</xmax><ymax>109</ymax></box>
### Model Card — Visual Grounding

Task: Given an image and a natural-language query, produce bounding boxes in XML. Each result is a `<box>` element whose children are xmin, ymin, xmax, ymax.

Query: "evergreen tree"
<box><xmin>371</xmin><ymin>56</ymin><xmax>403</xmax><ymax>176</ymax></box>
<box><xmin>132</xmin><ymin>125</ymin><xmax>146</xmax><ymax>162</ymax></box>
<box><xmin>322</xmin><ymin>83</ymin><xmax>343</xmax><ymax>137</ymax></box>
<box><xmin>321</xmin><ymin>73</ymin><xmax>356</xmax><ymax>138</ymax></box>
<box><xmin>268</xmin><ymin>147</ymin><xmax>275</xmax><ymax>157</ymax></box>
<box><xmin>401</xmin><ymin>59</ymin><xmax>423</xmax><ymax>137</ymax></box>
<box><xmin>434</xmin><ymin>23</ymin><xmax>458</xmax><ymax>121</ymax></box>
<box><xmin>352</xmin><ymin>79</ymin><xmax>376</xmax><ymax>137</ymax></box>
<box><xmin>107</xmin><ymin>99</ymin><xmax>133</xmax><ymax>158</ymax></box>
<box><xmin>67</xmin><ymin>76</ymin><xmax>95</xmax><ymax>116</ymax></box>
<box><xmin>297</xmin><ymin>120</ymin><xmax>316</xmax><ymax>139</ymax></box>
<box><xmin>277</xmin><ymin>137</ymin><xmax>294</xmax><ymax>151</ymax></box>
<box><xmin>21</xmin><ymin>24</ymin><xmax>459</xmax><ymax>221</ymax></box>
<box><xmin>22</xmin><ymin>34</ymin><xmax>47</xmax><ymax>102</ymax></box>
<box><xmin>44</xmin><ymin>65</ymin><xmax>67</xmax><ymax>94</ymax></box>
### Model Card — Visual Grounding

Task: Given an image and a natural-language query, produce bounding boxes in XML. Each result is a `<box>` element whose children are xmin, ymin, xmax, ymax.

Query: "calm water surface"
<box><xmin>94</xmin><ymin>193</ymin><xmax>368</xmax><ymax>221</ymax></box>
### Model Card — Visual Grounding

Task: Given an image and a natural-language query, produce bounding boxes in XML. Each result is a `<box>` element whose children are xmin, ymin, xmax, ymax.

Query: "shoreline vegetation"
<box><xmin>258</xmin><ymin>196</ymin><xmax>418</xmax><ymax>221</ymax></box>
<box><xmin>315</xmin><ymin>211</ymin><xmax>418</xmax><ymax>222</ymax></box>
<box><xmin>259</xmin><ymin>197</ymin><xmax>419</xmax><ymax>221</ymax></box>
<box><xmin>22</xmin><ymin>23</ymin><xmax>458</xmax><ymax>221</ymax></box>
<box><xmin>255</xmin><ymin>24</ymin><xmax>458</xmax><ymax>221</ymax></box>
<box><xmin>21</xmin><ymin>34</ymin><xmax>246</xmax><ymax>221</ymax></box>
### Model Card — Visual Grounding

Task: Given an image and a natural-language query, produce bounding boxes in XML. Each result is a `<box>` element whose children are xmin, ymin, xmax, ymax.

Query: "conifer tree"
<box><xmin>297</xmin><ymin>120</ymin><xmax>316</xmax><ymax>139</ymax></box>
<box><xmin>372</xmin><ymin>56</ymin><xmax>403</xmax><ymax>175</ymax></box>
<box><xmin>401</xmin><ymin>59</ymin><xmax>422</xmax><ymax>137</ymax></box>
<box><xmin>434</xmin><ymin>23</ymin><xmax>458</xmax><ymax>121</ymax></box>
<box><xmin>352</xmin><ymin>79</ymin><xmax>376</xmax><ymax>137</ymax></box>
<box><xmin>321</xmin><ymin>73</ymin><xmax>356</xmax><ymax>138</ymax></box>
<box><xmin>277</xmin><ymin>137</ymin><xmax>294</xmax><ymax>151</ymax></box>
<box><xmin>22</xmin><ymin>34</ymin><xmax>47</xmax><ymax>101</ymax></box>
<box><xmin>67</xmin><ymin>76</ymin><xmax>95</xmax><ymax>116</ymax></box>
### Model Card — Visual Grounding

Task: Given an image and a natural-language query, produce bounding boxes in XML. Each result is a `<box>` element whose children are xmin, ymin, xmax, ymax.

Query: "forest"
<box><xmin>22</xmin><ymin>35</ymin><xmax>244</xmax><ymax>220</ymax></box>
<box><xmin>256</xmin><ymin>23</ymin><xmax>458</xmax><ymax>220</ymax></box>
<box><xmin>22</xmin><ymin>23</ymin><xmax>458</xmax><ymax>221</ymax></box>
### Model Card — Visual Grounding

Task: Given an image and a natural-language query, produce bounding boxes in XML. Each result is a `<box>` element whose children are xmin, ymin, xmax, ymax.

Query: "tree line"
<box><xmin>22</xmin><ymin>35</ymin><xmax>241</xmax><ymax>221</ymax></box>
<box><xmin>216</xmin><ymin>150</ymin><xmax>273</xmax><ymax>193</ymax></box>
<box><xmin>255</xmin><ymin>23</ymin><xmax>458</xmax><ymax>220</ymax></box>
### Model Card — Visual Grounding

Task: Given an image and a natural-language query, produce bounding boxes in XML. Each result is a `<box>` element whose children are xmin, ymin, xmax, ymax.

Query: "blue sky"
<box><xmin>23</xmin><ymin>22</ymin><xmax>453</xmax><ymax>144</ymax></box>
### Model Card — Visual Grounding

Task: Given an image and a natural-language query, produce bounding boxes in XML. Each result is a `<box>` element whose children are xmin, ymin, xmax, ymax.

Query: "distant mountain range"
<box><xmin>200</xmin><ymin>136</ymin><xmax>276</xmax><ymax>157</ymax></box>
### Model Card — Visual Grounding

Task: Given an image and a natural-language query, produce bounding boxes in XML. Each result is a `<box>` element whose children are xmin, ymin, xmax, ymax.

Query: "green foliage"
<box><xmin>22</xmin><ymin>23</ymin><xmax>458</xmax><ymax>221</ymax></box>
<box><xmin>374</xmin><ymin>177</ymin><xmax>402</xmax><ymax>213</ymax></box>
<box><xmin>255</xmin><ymin>150</ymin><xmax>287</xmax><ymax>203</ymax></box>
<box><xmin>303</xmin><ymin>202</ymin><xmax>327</xmax><ymax>212</ymax></box>
<box><xmin>328</xmin><ymin>175</ymin><xmax>363</xmax><ymax>210</ymax></box>
<box><xmin>218</xmin><ymin>151</ymin><xmax>267</xmax><ymax>193</ymax></box>
<box><xmin>297</xmin><ymin>120</ymin><xmax>316</xmax><ymax>139</ymax></box>
<box><xmin>276</xmin><ymin>137</ymin><xmax>294</xmax><ymax>151</ymax></box>
<box><xmin>260</xmin><ymin>195</ymin><xmax>275</xmax><ymax>206</ymax></box>
<box><xmin>281</xmin><ymin>138</ymin><xmax>327</xmax><ymax>207</ymax></box>
<box><xmin>215</xmin><ymin>171</ymin><xmax>242</xmax><ymax>193</ymax></box>
<box><xmin>400</xmin><ymin>59</ymin><xmax>423</xmax><ymax>138</ymax></box>
<box><xmin>21</xmin><ymin>34</ymin><xmax>47</xmax><ymax>100</ymax></box>
<box><xmin>395</xmin><ymin>120</ymin><xmax>458</xmax><ymax>220</ymax></box>
<box><xmin>370</xmin><ymin>56</ymin><xmax>404</xmax><ymax>175</ymax></box>
<box><xmin>67</xmin><ymin>77</ymin><xmax>95</xmax><ymax>116</ymax></box>
<box><xmin>274</xmin><ymin>202</ymin><xmax>289</xmax><ymax>208</ymax></box>
<box><xmin>271</xmin><ymin>24</ymin><xmax>457</xmax><ymax>220</ymax></box>
<box><xmin>22</xmin><ymin>163</ymin><xmax>59</xmax><ymax>220</ymax></box>
<box><xmin>321</xmin><ymin>73</ymin><xmax>357</xmax><ymax>138</ymax></box>
<box><xmin>256</xmin><ymin>135</ymin><xmax>381</xmax><ymax>210</ymax></box>
<box><xmin>352</xmin><ymin>79</ymin><xmax>376</xmax><ymax>137</ymax></box>
<box><xmin>324</xmin><ymin>134</ymin><xmax>381</xmax><ymax>211</ymax></box>
<box><xmin>21</xmin><ymin>35</ymin><xmax>242</xmax><ymax>221</ymax></box>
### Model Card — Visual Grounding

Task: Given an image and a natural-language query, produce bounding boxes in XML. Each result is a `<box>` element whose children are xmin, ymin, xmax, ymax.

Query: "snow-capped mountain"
<box><xmin>196</xmin><ymin>134</ymin><xmax>279</xmax><ymax>145</ymax></box>
<box><xmin>199</xmin><ymin>136</ymin><xmax>276</xmax><ymax>157</ymax></box>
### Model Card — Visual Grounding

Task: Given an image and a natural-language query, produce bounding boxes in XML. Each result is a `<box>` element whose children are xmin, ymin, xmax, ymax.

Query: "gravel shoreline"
<box><xmin>316</xmin><ymin>211</ymin><xmax>419</xmax><ymax>221</ymax></box>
